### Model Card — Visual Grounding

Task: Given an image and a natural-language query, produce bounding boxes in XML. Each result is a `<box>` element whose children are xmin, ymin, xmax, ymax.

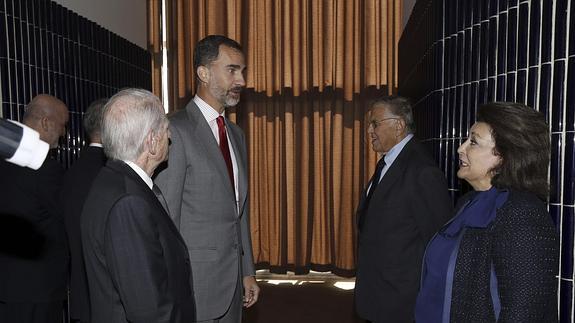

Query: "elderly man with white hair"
<box><xmin>80</xmin><ymin>88</ymin><xmax>195</xmax><ymax>323</ymax></box>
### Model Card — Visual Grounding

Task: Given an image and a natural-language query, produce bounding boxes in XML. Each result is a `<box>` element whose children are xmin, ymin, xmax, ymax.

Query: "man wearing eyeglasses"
<box><xmin>354</xmin><ymin>96</ymin><xmax>452</xmax><ymax>323</ymax></box>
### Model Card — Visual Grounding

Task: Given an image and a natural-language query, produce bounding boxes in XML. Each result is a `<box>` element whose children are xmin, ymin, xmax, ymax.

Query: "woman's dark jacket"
<box><xmin>449</xmin><ymin>189</ymin><xmax>559</xmax><ymax>322</ymax></box>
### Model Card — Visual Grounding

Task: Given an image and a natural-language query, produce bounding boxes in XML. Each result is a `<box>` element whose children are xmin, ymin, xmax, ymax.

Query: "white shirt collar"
<box><xmin>123</xmin><ymin>160</ymin><xmax>154</xmax><ymax>190</ymax></box>
<box><xmin>194</xmin><ymin>95</ymin><xmax>225</xmax><ymax>122</ymax></box>
<box><xmin>89</xmin><ymin>143</ymin><xmax>103</xmax><ymax>148</ymax></box>
<box><xmin>383</xmin><ymin>133</ymin><xmax>414</xmax><ymax>166</ymax></box>
<box><xmin>367</xmin><ymin>134</ymin><xmax>415</xmax><ymax>195</ymax></box>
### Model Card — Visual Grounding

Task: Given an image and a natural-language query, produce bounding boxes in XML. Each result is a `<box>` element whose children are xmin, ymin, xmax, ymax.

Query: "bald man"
<box><xmin>21</xmin><ymin>94</ymin><xmax>69</xmax><ymax>148</ymax></box>
<box><xmin>0</xmin><ymin>95</ymin><xmax>70</xmax><ymax>323</ymax></box>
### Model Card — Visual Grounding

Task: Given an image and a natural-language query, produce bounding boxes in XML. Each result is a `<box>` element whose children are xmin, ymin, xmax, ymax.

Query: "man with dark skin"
<box><xmin>0</xmin><ymin>94</ymin><xmax>70</xmax><ymax>323</ymax></box>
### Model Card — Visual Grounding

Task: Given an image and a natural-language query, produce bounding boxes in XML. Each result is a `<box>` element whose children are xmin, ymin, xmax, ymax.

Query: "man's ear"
<box><xmin>396</xmin><ymin>118</ymin><xmax>407</xmax><ymax>133</ymax></box>
<box><xmin>40</xmin><ymin>116</ymin><xmax>51</xmax><ymax>132</ymax></box>
<box><xmin>197</xmin><ymin>66</ymin><xmax>209</xmax><ymax>83</ymax></box>
<box><xmin>147</xmin><ymin>132</ymin><xmax>157</xmax><ymax>156</ymax></box>
<box><xmin>32</xmin><ymin>117</ymin><xmax>50</xmax><ymax>143</ymax></box>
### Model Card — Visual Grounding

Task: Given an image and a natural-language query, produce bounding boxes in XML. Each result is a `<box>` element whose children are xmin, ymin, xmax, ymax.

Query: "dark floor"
<box><xmin>243</xmin><ymin>273</ymin><xmax>362</xmax><ymax>323</ymax></box>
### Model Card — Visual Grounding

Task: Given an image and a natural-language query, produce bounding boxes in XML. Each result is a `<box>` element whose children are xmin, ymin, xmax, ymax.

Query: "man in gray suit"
<box><xmin>155</xmin><ymin>35</ymin><xmax>260</xmax><ymax>323</ymax></box>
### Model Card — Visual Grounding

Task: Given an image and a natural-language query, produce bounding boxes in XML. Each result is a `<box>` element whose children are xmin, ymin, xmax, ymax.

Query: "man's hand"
<box><xmin>242</xmin><ymin>276</ymin><xmax>260</xmax><ymax>308</ymax></box>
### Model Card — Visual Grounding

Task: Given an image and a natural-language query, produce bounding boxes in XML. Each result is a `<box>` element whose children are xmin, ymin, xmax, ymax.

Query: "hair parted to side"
<box><xmin>83</xmin><ymin>98</ymin><xmax>108</xmax><ymax>139</ymax></box>
<box><xmin>477</xmin><ymin>102</ymin><xmax>550</xmax><ymax>199</ymax></box>
<box><xmin>193</xmin><ymin>35</ymin><xmax>242</xmax><ymax>81</ymax></box>
<box><xmin>370</xmin><ymin>96</ymin><xmax>415</xmax><ymax>134</ymax></box>
<box><xmin>101</xmin><ymin>88</ymin><xmax>167</xmax><ymax>161</ymax></box>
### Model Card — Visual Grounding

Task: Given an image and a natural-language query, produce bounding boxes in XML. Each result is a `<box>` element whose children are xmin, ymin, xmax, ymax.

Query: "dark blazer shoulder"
<box><xmin>42</xmin><ymin>156</ymin><xmax>65</xmax><ymax>173</ymax></box>
<box><xmin>81</xmin><ymin>146</ymin><xmax>106</xmax><ymax>163</ymax></box>
<box><xmin>84</xmin><ymin>161</ymin><xmax>156</xmax><ymax>229</ymax></box>
<box><xmin>493</xmin><ymin>189</ymin><xmax>551</xmax><ymax>229</ymax></box>
<box><xmin>502</xmin><ymin>190</ymin><xmax>546</xmax><ymax>209</ymax></box>
<box><xmin>452</xmin><ymin>189</ymin><xmax>558</xmax><ymax>322</ymax></box>
<box><xmin>105</xmin><ymin>160</ymin><xmax>148</xmax><ymax>191</ymax></box>
<box><xmin>402</xmin><ymin>138</ymin><xmax>437</xmax><ymax>165</ymax></box>
<box><xmin>63</xmin><ymin>147</ymin><xmax>105</xmax><ymax>183</ymax></box>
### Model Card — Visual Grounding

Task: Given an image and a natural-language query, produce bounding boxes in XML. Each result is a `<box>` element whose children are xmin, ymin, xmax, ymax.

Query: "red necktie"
<box><xmin>216</xmin><ymin>116</ymin><xmax>235</xmax><ymax>191</ymax></box>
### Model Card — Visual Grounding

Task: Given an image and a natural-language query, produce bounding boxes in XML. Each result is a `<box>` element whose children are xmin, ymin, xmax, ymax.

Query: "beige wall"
<box><xmin>52</xmin><ymin>0</ymin><xmax>147</xmax><ymax>49</ymax></box>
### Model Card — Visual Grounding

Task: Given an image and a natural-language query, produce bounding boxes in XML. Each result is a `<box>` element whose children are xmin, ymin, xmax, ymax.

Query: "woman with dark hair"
<box><xmin>415</xmin><ymin>102</ymin><xmax>559</xmax><ymax>322</ymax></box>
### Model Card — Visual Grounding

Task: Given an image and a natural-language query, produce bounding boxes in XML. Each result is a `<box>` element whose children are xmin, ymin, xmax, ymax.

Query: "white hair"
<box><xmin>101</xmin><ymin>88</ymin><xmax>167</xmax><ymax>161</ymax></box>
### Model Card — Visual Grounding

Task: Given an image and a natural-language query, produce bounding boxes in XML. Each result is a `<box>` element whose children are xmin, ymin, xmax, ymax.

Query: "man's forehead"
<box><xmin>215</xmin><ymin>45</ymin><xmax>245</xmax><ymax>63</ymax></box>
<box><xmin>369</xmin><ymin>104</ymin><xmax>390</xmax><ymax>118</ymax></box>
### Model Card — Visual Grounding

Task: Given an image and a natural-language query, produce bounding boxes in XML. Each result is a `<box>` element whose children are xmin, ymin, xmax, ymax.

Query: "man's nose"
<box><xmin>457</xmin><ymin>140</ymin><xmax>467</xmax><ymax>153</ymax></box>
<box><xmin>236</xmin><ymin>74</ymin><xmax>246</xmax><ymax>87</ymax></box>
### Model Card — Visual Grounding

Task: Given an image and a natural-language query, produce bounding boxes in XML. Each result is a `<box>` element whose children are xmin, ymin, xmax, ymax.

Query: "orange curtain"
<box><xmin>147</xmin><ymin>0</ymin><xmax>162</xmax><ymax>95</ymax></box>
<box><xmin>148</xmin><ymin>0</ymin><xmax>401</xmax><ymax>276</ymax></box>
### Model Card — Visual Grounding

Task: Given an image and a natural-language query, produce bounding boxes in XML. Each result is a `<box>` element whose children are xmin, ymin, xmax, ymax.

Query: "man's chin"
<box><xmin>225</xmin><ymin>98</ymin><xmax>241</xmax><ymax>107</ymax></box>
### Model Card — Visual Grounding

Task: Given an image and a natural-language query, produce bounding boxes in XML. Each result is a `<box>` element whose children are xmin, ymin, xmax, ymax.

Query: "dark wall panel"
<box><xmin>0</xmin><ymin>0</ymin><xmax>151</xmax><ymax>168</ymax></box>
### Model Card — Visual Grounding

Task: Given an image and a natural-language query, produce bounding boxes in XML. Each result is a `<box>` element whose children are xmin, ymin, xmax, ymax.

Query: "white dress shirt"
<box><xmin>193</xmin><ymin>95</ymin><xmax>240</xmax><ymax>205</ymax></box>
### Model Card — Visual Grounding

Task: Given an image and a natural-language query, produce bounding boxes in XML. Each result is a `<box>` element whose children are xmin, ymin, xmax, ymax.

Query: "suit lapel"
<box><xmin>227</xmin><ymin>125</ymin><xmax>247</xmax><ymax>216</ymax></box>
<box><xmin>185</xmin><ymin>101</ymin><xmax>236</xmax><ymax>200</ymax></box>
<box><xmin>107</xmin><ymin>160</ymin><xmax>148</xmax><ymax>190</ymax></box>
<box><xmin>371</xmin><ymin>138</ymin><xmax>416</xmax><ymax>199</ymax></box>
<box><xmin>107</xmin><ymin>160</ymin><xmax>188</xmax><ymax>247</ymax></box>
<box><xmin>357</xmin><ymin>140</ymin><xmax>415</xmax><ymax>228</ymax></box>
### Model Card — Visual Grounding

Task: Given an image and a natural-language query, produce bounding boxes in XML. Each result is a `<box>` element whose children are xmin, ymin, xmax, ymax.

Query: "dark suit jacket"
<box><xmin>449</xmin><ymin>190</ymin><xmax>558</xmax><ymax>322</ymax></box>
<box><xmin>0</xmin><ymin>157</ymin><xmax>69</xmax><ymax>302</ymax></box>
<box><xmin>81</xmin><ymin>160</ymin><xmax>195</xmax><ymax>323</ymax></box>
<box><xmin>61</xmin><ymin>146</ymin><xmax>106</xmax><ymax>321</ymax></box>
<box><xmin>354</xmin><ymin>138</ymin><xmax>453</xmax><ymax>323</ymax></box>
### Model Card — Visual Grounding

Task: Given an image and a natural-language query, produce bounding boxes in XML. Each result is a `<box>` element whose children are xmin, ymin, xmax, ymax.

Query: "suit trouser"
<box><xmin>196</xmin><ymin>275</ymin><xmax>242</xmax><ymax>323</ymax></box>
<box><xmin>0</xmin><ymin>300</ymin><xmax>63</xmax><ymax>323</ymax></box>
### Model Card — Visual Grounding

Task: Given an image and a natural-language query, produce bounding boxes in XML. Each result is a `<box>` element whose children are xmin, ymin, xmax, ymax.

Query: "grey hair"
<box><xmin>83</xmin><ymin>98</ymin><xmax>108</xmax><ymax>140</ymax></box>
<box><xmin>371</xmin><ymin>96</ymin><xmax>415</xmax><ymax>134</ymax></box>
<box><xmin>101</xmin><ymin>88</ymin><xmax>167</xmax><ymax>161</ymax></box>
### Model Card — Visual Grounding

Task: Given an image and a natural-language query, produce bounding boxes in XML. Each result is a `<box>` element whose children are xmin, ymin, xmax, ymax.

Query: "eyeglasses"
<box><xmin>368</xmin><ymin>117</ymin><xmax>399</xmax><ymax>129</ymax></box>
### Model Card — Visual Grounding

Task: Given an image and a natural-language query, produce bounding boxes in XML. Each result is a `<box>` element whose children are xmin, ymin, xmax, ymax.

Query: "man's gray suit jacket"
<box><xmin>155</xmin><ymin>100</ymin><xmax>256</xmax><ymax>321</ymax></box>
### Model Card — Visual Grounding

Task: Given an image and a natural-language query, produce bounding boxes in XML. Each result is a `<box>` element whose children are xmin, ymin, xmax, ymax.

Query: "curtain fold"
<box><xmin>241</xmin><ymin>89</ymin><xmax>374</xmax><ymax>276</ymax></box>
<box><xmin>148</xmin><ymin>0</ymin><xmax>400</xmax><ymax>276</ymax></box>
